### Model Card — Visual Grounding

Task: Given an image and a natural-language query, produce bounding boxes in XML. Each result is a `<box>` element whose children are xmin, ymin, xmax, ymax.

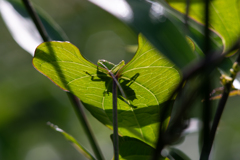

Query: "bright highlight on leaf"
<box><xmin>33</xmin><ymin>34</ymin><xmax>180</xmax><ymax>147</ymax></box>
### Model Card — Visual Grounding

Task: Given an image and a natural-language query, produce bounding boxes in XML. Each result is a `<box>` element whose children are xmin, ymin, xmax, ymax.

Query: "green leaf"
<box><xmin>111</xmin><ymin>135</ymin><xmax>169</xmax><ymax>160</ymax></box>
<box><xmin>97</xmin><ymin>59</ymin><xmax>125</xmax><ymax>74</ymax></box>
<box><xmin>157</xmin><ymin>0</ymin><xmax>223</xmax><ymax>51</ymax></box>
<box><xmin>89</xmin><ymin>0</ymin><xmax>197</xmax><ymax>69</ymax></box>
<box><xmin>47</xmin><ymin>122</ymin><xmax>96</xmax><ymax>160</ymax></box>
<box><xmin>166</xmin><ymin>0</ymin><xmax>239</xmax><ymax>53</ymax></box>
<box><xmin>33</xmin><ymin>34</ymin><xmax>180</xmax><ymax>147</ymax></box>
<box><xmin>0</xmin><ymin>0</ymin><xmax>68</xmax><ymax>56</ymax></box>
<box><xmin>186</xmin><ymin>37</ymin><xmax>204</xmax><ymax>58</ymax></box>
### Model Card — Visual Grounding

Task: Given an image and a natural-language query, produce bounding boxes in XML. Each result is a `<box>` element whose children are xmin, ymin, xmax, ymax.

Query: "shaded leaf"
<box><xmin>33</xmin><ymin>34</ymin><xmax>180</xmax><ymax>147</ymax></box>
<box><xmin>157</xmin><ymin>0</ymin><xmax>223</xmax><ymax>51</ymax></box>
<box><xmin>0</xmin><ymin>0</ymin><xmax>67</xmax><ymax>56</ymax></box>
<box><xmin>166</xmin><ymin>0</ymin><xmax>239</xmax><ymax>53</ymax></box>
<box><xmin>186</xmin><ymin>37</ymin><xmax>204</xmax><ymax>58</ymax></box>
<box><xmin>89</xmin><ymin>0</ymin><xmax>197</xmax><ymax>69</ymax></box>
<box><xmin>166</xmin><ymin>0</ymin><xmax>239</xmax><ymax>88</ymax></box>
<box><xmin>47</xmin><ymin>122</ymin><xmax>96</xmax><ymax>160</ymax></box>
<box><xmin>111</xmin><ymin>135</ymin><xmax>169</xmax><ymax>160</ymax></box>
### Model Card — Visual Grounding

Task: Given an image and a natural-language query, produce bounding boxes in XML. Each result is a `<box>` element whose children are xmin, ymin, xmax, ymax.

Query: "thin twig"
<box><xmin>22</xmin><ymin>0</ymin><xmax>104</xmax><ymax>159</ymax></box>
<box><xmin>112</xmin><ymin>78</ymin><xmax>119</xmax><ymax>160</ymax></box>
<box><xmin>200</xmin><ymin>0</ymin><xmax>211</xmax><ymax>157</ymax></box>
<box><xmin>200</xmin><ymin>86</ymin><xmax>230</xmax><ymax>160</ymax></box>
<box><xmin>200</xmin><ymin>80</ymin><xmax>211</xmax><ymax>156</ymax></box>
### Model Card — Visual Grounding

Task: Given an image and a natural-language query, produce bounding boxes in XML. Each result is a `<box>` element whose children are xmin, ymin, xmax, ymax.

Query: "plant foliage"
<box><xmin>33</xmin><ymin>34</ymin><xmax>180</xmax><ymax>147</ymax></box>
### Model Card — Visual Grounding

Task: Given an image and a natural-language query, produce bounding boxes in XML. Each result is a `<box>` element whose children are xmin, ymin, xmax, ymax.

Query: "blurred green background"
<box><xmin>1</xmin><ymin>0</ymin><xmax>240</xmax><ymax>160</ymax></box>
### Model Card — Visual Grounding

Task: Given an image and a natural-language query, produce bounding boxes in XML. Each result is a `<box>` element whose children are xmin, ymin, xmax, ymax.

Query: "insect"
<box><xmin>97</xmin><ymin>59</ymin><xmax>130</xmax><ymax>106</ymax></box>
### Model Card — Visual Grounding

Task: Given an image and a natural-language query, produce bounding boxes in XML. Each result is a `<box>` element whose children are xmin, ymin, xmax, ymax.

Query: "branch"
<box><xmin>200</xmin><ymin>0</ymin><xmax>211</xmax><ymax>156</ymax></box>
<box><xmin>200</xmin><ymin>55</ymin><xmax>240</xmax><ymax>160</ymax></box>
<box><xmin>112</xmin><ymin>78</ymin><xmax>119</xmax><ymax>160</ymax></box>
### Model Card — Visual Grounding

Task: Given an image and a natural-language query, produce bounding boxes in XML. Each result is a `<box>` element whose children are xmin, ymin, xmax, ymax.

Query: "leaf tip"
<box><xmin>47</xmin><ymin>121</ymin><xmax>63</xmax><ymax>132</ymax></box>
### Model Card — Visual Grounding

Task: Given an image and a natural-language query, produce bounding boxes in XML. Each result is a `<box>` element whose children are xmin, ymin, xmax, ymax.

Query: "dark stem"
<box><xmin>200</xmin><ymin>0</ymin><xmax>239</xmax><ymax>154</ymax></box>
<box><xmin>200</xmin><ymin>0</ymin><xmax>211</xmax><ymax>157</ymax></box>
<box><xmin>200</xmin><ymin>80</ymin><xmax>211</xmax><ymax>156</ymax></box>
<box><xmin>200</xmin><ymin>53</ymin><xmax>240</xmax><ymax>160</ymax></box>
<box><xmin>22</xmin><ymin>0</ymin><xmax>104</xmax><ymax>159</ymax></box>
<box><xmin>112</xmin><ymin>78</ymin><xmax>119</xmax><ymax>160</ymax></box>
<box><xmin>152</xmin><ymin>121</ymin><xmax>165</xmax><ymax>160</ymax></box>
<box><xmin>200</xmin><ymin>83</ymin><xmax>231</xmax><ymax>160</ymax></box>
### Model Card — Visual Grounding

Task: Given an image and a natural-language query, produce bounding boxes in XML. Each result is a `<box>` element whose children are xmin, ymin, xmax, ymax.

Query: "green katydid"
<box><xmin>97</xmin><ymin>59</ymin><xmax>131</xmax><ymax>106</ymax></box>
<box><xmin>33</xmin><ymin>34</ymin><xmax>180</xmax><ymax>147</ymax></box>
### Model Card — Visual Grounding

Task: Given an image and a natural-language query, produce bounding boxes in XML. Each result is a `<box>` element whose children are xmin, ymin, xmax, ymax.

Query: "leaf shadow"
<box><xmin>34</xmin><ymin>43</ymin><xmax>77</xmax><ymax>96</ymax></box>
<box><xmin>85</xmin><ymin>69</ymin><xmax>140</xmax><ymax>107</ymax></box>
<box><xmin>83</xmin><ymin>100</ymin><xmax>173</xmax><ymax>146</ymax></box>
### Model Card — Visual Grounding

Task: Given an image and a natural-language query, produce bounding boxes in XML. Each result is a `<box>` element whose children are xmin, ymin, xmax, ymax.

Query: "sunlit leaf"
<box><xmin>33</xmin><ymin>34</ymin><xmax>180</xmax><ymax>147</ymax></box>
<box><xmin>0</xmin><ymin>0</ymin><xmax>67</xmax><ymax>56</ymax></box>
<box><xmin>111</xmin><ymin>135</ymin><xmax>169</xmax><ymax>160</ymax></box>
<box><xmin>47</xmin><ymin>122</ymin><xmax>96</xmax><ymax>160</ymax></box>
